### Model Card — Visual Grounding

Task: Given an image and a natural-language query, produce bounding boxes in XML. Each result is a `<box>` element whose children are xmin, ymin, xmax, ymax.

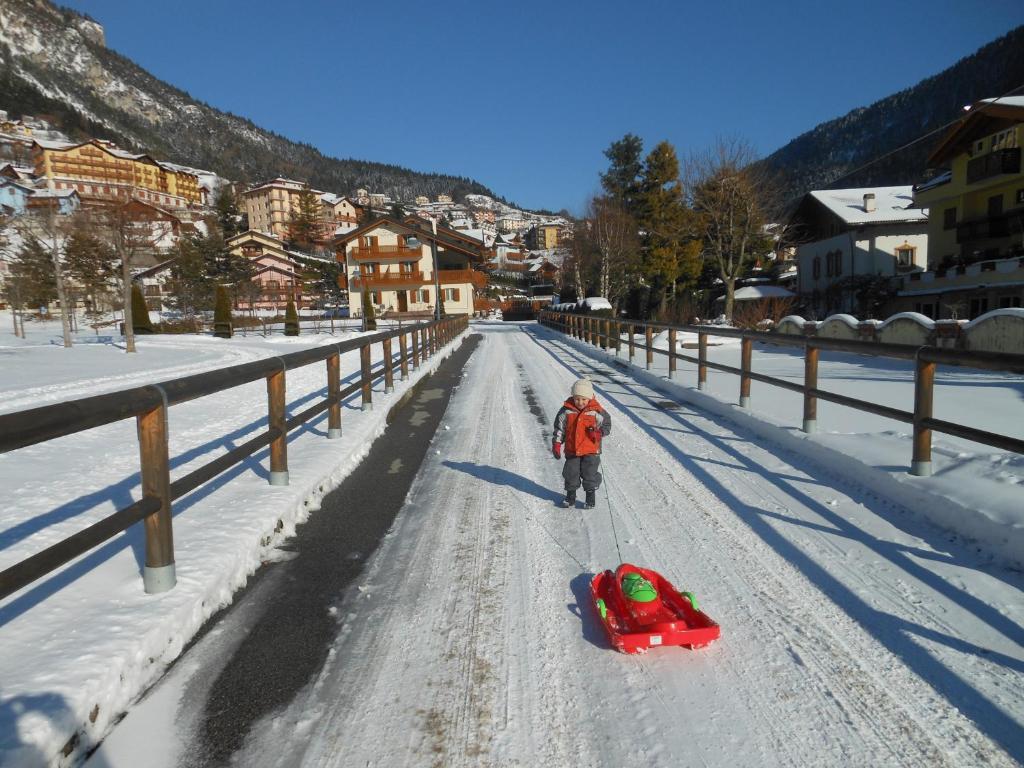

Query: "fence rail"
<box><xmin>0</xmin><ymin>316</ymin><xmax>468</xmax><ymax>602</ymax></box>
<box><xmin>540</xmin><ymin>310</ymin><xmax>1024</xmax><ymax>476</ymax></box>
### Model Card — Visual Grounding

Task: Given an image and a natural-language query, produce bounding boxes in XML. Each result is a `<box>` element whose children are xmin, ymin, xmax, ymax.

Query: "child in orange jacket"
<box><xmin>552</xmin><ymin>378</ymin><xmax>612</xmax><ymax>508</ymax></box>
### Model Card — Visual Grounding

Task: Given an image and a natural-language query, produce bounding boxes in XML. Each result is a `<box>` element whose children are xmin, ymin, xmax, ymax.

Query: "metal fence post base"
<box><xmin>362</xmin><ymin>402</ymin><xmax>373</xmax><ymax>412</ymax></box>
<box><xmin>385</xmin><ymin>385</ymin><xmax>394</xmax><ymax>394</ymax></box>
<box><xmin>144</xmin><ymin>563</ymin><xmax>176</xmax><ymax>595</ymax></box>
<box><xmin>802</xmin><ymin>419</ymin><xmax>817</xmax><ymax>434</ymax></box>
<box><xmin>910</xmin><ymin>461</ymin><xmax>932</xmax><ymax>477</ymax></box>
<box><xmin>269</xmin><ymin>470</ymin><xmax>289</xmax><ymax>486</ymax></box>
<box><xmin>327</xmin><ymin>428</ymin><xmax>342</xmax><ymax>440</ymax></box>
<box><xmin>401</xmin><ymin>372</ymin><xmax>409</xmax><ymax>381</ymax></box>
<box><xmin>698</xmin><ymin>382</ymin><xmax>707</xmax><ymax>391</ymax></box>
<box><xmin>739</xmin><ymin>396</ymin><xmax>751</xmax><ymax>408</ymax></box>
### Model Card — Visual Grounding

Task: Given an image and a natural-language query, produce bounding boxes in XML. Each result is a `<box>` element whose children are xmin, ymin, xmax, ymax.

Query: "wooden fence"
<box><xmin>540</xmin><ymin>310</ymin><xmax>1024</xmax><ymax>476</ymax></box>
<box><xmin>0</xmin><ymin>316</ymin><xmax>468</xmax><ymax>601</ymax></box>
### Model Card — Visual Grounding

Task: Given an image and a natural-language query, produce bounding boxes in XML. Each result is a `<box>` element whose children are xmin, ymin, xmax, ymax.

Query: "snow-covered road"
<box><xmin>236</xmin><ymin>324</ymin><xmax>1022</xmax><ymax>767</ymax></box>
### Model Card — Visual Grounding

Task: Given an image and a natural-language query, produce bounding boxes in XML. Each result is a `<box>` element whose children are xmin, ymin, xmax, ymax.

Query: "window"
<box><xmin>943</xmin><ymin>207</ymin><xmax>957</xmax><ymax>230</ymax></box>
<box><xmin>144</xmin><ymin>285</ymin><xmax>160</xmax><ymax>297</ymax></box>
<box><xmin>988</xmin><ymin>194</ymin><xmax>1004</xmax><ymax>217</ymax></box>
<box><xmin>969</xmin><ymin>297</ymin><xmax>989</xmax><ymax>319</ymax></box>
<box><xmin>914</xmin><ymin>302</ymin><xmax>936</xmax><ymax>319</ymax></box>
<box><xmin>420</xmin><ymin>289</ymin><xmax>430</xmax><ymax>303</ymax></box>
<box><xmin>443</xmin><ymin>288</ymin><xmax>461</xmax><ymax>302</ymax></box>
<box><xmin>400</xmin><ymin>261</ymin><xmax>415</xmax><ymax>273</ymax></box>
<box><xmin>999</xmin><ymin>296</ymin><xmax>1022</xmax><ymax>308</ymax></box>
<box><xmin>833</xmin><ymin>251</ymin><xmax>842</xmax><ymax>277</ymax></box>
<box><xmin>895</xmin><ymin>245</ymin><xmax>915</xmax><ymax>267</ymax></box>
<box><xmin>1017</xmin><ymin>189</ymin><xmax>1024</xmax><ymax>205</ymax></box>
<box><xmin>812</xmin><ymin>256</ymin><xmax>821</xmax><ymax>279</ymax></box>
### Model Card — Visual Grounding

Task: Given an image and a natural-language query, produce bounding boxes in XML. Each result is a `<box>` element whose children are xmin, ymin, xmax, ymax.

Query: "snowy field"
<box><xmin>1</xmin><ymin>317</ymin><xmax>1023</xmax><ymax>766</ymax></box>
<box><xmin>0</xmin><ymin>315</ymin><xmax>466</xmax><ymax>767</ymax></box>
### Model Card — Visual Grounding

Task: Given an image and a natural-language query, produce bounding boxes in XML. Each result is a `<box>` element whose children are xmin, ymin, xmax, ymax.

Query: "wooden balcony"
<box><xmin>350</xmin><ymin>270</ymin><xmax>428</xmax><ymax>288</ymax></box>
<box><xmin>438</xmin><ymin>269</ymin><xmax>488</xmax><ymax>289</ymax></box>
<box><xmin>348</xmin><ymin>245</ymin><xmax>423</xmax><ymax>260</ymax></box>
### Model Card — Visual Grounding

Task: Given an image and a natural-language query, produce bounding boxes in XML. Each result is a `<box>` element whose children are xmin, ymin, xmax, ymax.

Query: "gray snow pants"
<box><xmin>563</xmin><ymin>454</ymin><xmax>602</xmax><ymax>492</ymax></box>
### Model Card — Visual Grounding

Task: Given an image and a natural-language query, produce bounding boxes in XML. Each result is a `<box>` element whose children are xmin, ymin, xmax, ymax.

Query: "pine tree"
<box><xmin>131</xmin><ymin>283</ymin><xmax>155</xmax><ymax>334</ymax></box>
<box><xmin>64</xmin><ymin>224</ymin><xmax>117</xmax><ymax>314</ymax></box>
<box><xmin>600</xmin><ymin>134</ymin><xmax>645</xmax><ymax>217</ymax></box>
<box><xmin>10</xmin><ymin>233</ymin><xmax>56</xmax><ymax>307</ymax></box>
<box><xmin>213</xmin><ymin>284</ymin><xmax>233</xmax><ymax>338</ymax></box>
<box><xmin>284</xmin><ymin>298</ymin><xmax>300</xmax><ymax>336</ymax></box>
<box><xmin>171</xmin><ymin>233</ymin><xmax>216</xmax><ymax>317</ymax></box>
<box><xmin>214</xmin><ymin>185</ymin><xmax>242</xmax><ymax>239</ymax></box>
<box><xmin>288</xmin><ymin>187</ymin><xmax>322</xmax><ymax>251</ymax></box>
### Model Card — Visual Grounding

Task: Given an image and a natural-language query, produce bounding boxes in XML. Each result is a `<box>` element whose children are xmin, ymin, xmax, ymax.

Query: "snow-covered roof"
<box><xmin>581</xmin><ymin>296</ymin><xmax>612</xmax><ymax>310</ymax></box>
<box><xmin>978</xmin><ymin>96</ymin><xmax>1024</xmax><ymax>108</ymax></box>
<box><xmin>729</xmin><ymin>286</ymin><xmax>796</xmax><ymax>301</ymax></box>
<box><xmin>809</xmin><ymin>186</ymin><xmax>927</xmax><ymax>225</ymax></box>
<box><xmin>914</xmin><ymin>171</ymin><xmax>951</xmax><ymax>195</ymax></box>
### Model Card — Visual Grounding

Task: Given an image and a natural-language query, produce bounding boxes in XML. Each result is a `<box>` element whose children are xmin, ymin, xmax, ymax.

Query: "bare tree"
<box><xmin>687</xmin><ymin>138</ymin><xmax>778</xmax><ymax>323</ymax></box>
<box><xmin>95</xmin><ymin>197</ymin><xmax>177</xmax><ymax>353</ymax></box>
<box><xmin>588</xmin><ymin>197</ymin><xmax>641</xmax><ymax>310</ymax></box>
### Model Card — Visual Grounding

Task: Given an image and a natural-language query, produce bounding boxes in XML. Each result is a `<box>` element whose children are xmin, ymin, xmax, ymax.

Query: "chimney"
<box><xmin>863</xmin><ymin>193</ymin><xmax>876</xmax><ymax>213</ymax></box>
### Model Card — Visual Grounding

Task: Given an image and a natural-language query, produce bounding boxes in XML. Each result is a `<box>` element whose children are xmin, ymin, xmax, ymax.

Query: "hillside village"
<box><xmin>0</xmin><ymin>110</ymin><xmax>572</xmax><ymax>332</ymax></box>
<box><xmin>1</xmin><ymin>92</ymin><xmax>1023</xmax><ymax>341</ymax></box>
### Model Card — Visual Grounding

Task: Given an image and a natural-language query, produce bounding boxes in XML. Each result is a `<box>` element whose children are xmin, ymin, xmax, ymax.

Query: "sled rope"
<box><xmin>603</xmin><ymin>465</ymin><xmax>624</xmax><ymax>564</ymax></box>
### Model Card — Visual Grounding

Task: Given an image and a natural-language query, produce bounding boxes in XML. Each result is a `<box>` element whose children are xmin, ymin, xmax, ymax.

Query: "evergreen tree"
<box><xmin>284</xmin><ymin>298</ymin><xmax>299</xmax><ymax>336</ymax></box>
<box><xmin>10</xmin><ymin>233</ymin><xmax>56</xmax><ymax>307</ymax></box>
<box><xmin>131</xmin><ymin>283</ymin><xmax>155</xmax><ymax>333</ymax></box>
<box><xmin>64</xmin><ymin>224</ymin><xmax>117</xmax><ymax>314</ymax></box>
<box><xmin>600</xmin><ymin>134</ymin><xmax>645</xmax><ymax>217</ymax></box>
<box><xmin>214</xmin><ymin>185</ymin><xmax>242</xmax><ymax>238</ymax></box>
<box><xmin>288</xmin><ymin>187</ymin><xmax>322</xmax><ymax>250</ymax></box>
<box><xmin>635</xmin><ymin>141</ymin><xmax>699</xmax><ymax>315</ymax></box>
<box><xmin>213</xmin><ymin>284</ymin><xmax>232</xmax><ymax>337</ymax></box>
<box><xmin>170</xmin><ymin>233</ymin><xmax>216</xmax><ymax>316</ymax></box>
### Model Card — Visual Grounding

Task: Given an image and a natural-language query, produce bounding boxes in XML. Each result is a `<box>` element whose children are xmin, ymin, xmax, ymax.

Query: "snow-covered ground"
<box><xmin>1</xmin><ymin>318</ymin><xmax>1022</xmax><ymax>766</ymax></box>
<box><xmin>0</xmin><ymin>315</ymin><xmax>466</xmax><ymax>767</ymax></box>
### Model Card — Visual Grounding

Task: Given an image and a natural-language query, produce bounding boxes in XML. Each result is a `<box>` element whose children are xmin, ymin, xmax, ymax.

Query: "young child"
<box><xmin>552</xmin><ymin>378</ymin><xmax>612</xmax><ymax>508</ymax></box>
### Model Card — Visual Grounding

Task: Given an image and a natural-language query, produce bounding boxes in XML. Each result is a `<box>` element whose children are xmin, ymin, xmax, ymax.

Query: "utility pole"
<box><xmin>48</xmin><ymin>198</ymin><xmax>73</xmax><ymax>348</ymax></box>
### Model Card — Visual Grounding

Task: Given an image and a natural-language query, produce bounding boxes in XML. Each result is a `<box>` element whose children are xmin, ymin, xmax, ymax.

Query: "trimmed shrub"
<box><xmin>213</xmin><ymin>285</ymin><xmax>232</xmax><ymax>338</ymax></box>
<box><xmin>131</xmin><ymin>284</ymin><xmax>155</xmax><ymax>334</ymax></box>
<box><xmin>285</xmin><ymin>299</ymin><xmax>300</xmax><ymax>336</ymax></box>
<box><xmin>361</xmin><ymin>290</ymin><xmax>377</xmax><ymax>331</ymax></box>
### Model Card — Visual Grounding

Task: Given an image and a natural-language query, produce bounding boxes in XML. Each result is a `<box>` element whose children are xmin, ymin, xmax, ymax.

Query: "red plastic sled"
<box><xmin>590</xmin><ymin>563</ymin><xmax>721</xmax><ymax>654</ymax></box>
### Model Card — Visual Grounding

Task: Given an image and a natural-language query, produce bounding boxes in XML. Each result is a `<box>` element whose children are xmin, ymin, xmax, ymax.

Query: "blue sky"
<box><xmin>60</xmin><ymin>0</ymin><xmax>1024</xmax><ymax>213</ymax></box>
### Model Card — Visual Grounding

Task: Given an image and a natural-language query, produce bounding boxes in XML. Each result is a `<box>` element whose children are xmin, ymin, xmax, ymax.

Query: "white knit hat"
<box><xmin>571</xmin><ymin>378</ymin><xmax>594</xmax><ymax>400</ymax></box>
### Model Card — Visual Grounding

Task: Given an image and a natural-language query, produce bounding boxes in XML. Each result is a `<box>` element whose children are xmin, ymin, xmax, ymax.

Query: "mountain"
<box><xmin>758</xmin><ymin>26</ymin><xmax>1024</xmax><ymax>202</ymax></box>
<box><xmin>0</xmin><ymin>0</ymin><xmax>495</xmax><ymax>201</ymax></box>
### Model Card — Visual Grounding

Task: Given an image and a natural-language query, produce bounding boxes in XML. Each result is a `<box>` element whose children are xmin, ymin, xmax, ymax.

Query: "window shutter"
<box><xmin>453</xmin><ymin>288</ymin><xmax>460</xmax><ymax>301</ymax></box>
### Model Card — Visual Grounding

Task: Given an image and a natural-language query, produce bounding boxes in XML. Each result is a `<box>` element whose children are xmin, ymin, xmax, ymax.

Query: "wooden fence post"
<box><xmin>360</xmin><ymin>342</ymin><xmax>373</xmax><ymax>411</ymax></box>
<box><xmin>412</xmin><ymin>327</ymin><xmax>420</xmax><ymax>369</ymax></box>
<box><xmin>628</xmin><ymin>324</ymin><xmax>635</xmax><ymax>362</ymax></box>
<box><xmin>601</xmin><ymin>319</ymin><xmax>608</xmax><ymax>351</ymax></box>
<box><xmin>645</xmin><ymin>326</ymin><xmax>653</xmax><ymax>370</ymax></box>
<box><xmin>668</xmin><ymin>328</ymin><xmax>677</xmax><ymax>379</ymax></box>
<box><xmin>803</xmin><ymin>344</ymin><xmax>818</xmax><ymax>433</ymax></box>
<box><xmin>383</xmin><ymin>337</ymin><xmax>394</xmax><ymax>394</ymax></box>
<box><xmin>911</xmin><ymin>352</ymin><xmax>935</xmax><ymax>476</ymax></box>
<box><xmin>137</xmin><ymin>399</ymin><xmax>175</xmax><ymax>593</ymax></box>
<box><xmin>399</xmin><ymin>332</ymin><xmax>409</xmax><ymax>380</ymax></box>
<box><xmin>267</xmin><ymin>366</ymin><xmax>289</xmax><ymax>485</ymax></box>
<box><xmin>327</xmin><ymin>352</ymin><xmax>342</xmax><ymax>438</ymax></box>
<box><xmin>740</xmin><ymin>337</ymin><xmax>752</xmax><ymax>407</ymax></box>
<box><xmin>698</xmin><ymin>332</ymin><xmax>707</xmax><ymax>390</ymax></box>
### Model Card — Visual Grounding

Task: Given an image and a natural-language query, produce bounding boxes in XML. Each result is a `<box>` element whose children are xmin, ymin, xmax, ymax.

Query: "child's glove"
<box><xmin>552</xmin><ymin>441</ymin><xmax>562</xmax><ymax>459</ymax></box>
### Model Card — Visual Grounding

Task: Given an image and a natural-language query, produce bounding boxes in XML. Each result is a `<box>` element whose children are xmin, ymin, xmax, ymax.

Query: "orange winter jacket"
<box><xmin>553</xmin><ymin>397</ymin><xmax>612</xmax><ymax>457</ymax></box>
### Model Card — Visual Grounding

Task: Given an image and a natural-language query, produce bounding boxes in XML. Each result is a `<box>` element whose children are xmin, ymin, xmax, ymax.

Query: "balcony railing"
<box><xmin>966</xmin><ymin>147</ymin><xmax>1021</xmax><ymax>185</ymax></box>
<box><xmin>437</xmin><ymin>269</ymin><xmax>488</xmax><ymax>289</ymax></box>
<box><xmin>350</xmin><ymin>270</ymin><xmax>428</xmax><ymax>288</ymax></box>
<box><xmin>348</xmin><ymin>245</ymin><xmax>423</xmax><ymax>260</ymax></box>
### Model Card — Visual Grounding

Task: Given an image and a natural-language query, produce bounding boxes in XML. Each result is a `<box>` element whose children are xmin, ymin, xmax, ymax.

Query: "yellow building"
<box><xmin>526</xmin><ymin>223</ymin><xmax>559</xmax><ymax>250</ymax></box>
<box><xmin>31</xmin><ymin>139</ymin><xmax>201</xmax><ymax>208</ymax></box>
<box><xmin>901</xmin><ymin>97</ymin><xmax>1024</xmax><ymax>318</ymax></box>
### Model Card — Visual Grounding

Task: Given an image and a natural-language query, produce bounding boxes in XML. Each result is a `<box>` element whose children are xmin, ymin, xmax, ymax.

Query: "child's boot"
<box><xmin>585</xmin><ymin>489</ymin><xmax>596</xmax><ymax>508</ymax></box>
<box><xmin>562</xmin><ymin>490</ymin><xmax>576</xmax><ymax>508</ymax></box>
